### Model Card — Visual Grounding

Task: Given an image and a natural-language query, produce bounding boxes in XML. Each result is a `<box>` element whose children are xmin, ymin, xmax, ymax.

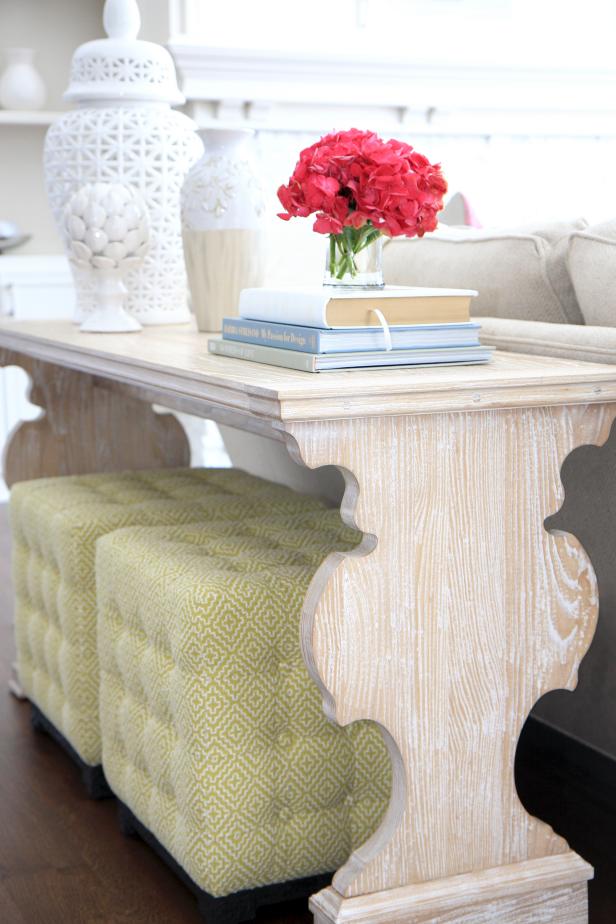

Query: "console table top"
<box><xmin>1</xmin><ymin>319</ymin><xmax>616</xmax><ymax>421</ymax></box>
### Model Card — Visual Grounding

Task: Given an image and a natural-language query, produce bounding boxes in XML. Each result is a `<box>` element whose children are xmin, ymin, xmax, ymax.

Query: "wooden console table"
<box><xmin>3</xmin><ymin>319</ymin><xmax>616</xmax><ymax>924</ymax></box>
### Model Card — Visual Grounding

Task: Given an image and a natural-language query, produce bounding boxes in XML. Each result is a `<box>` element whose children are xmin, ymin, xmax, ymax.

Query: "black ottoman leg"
<box><xmin>30</xmin><ymin>704</ymin><xmax>113</xmax><ymax>800</ymax></box>
<box><xmin>81</xmin><ymin>764</ymin><xmax>113</xmax><ymax>800</ymax></box>
<box><xmin>117</xmin><ymin>802</ymin><xmax>138</xmax><ymax>838</ymax></box>
<box><xmin>30</xmin><ymin>704</ymin><xmax>46</xmax><ymax>733</ymax></box>
<box><xmin>197</xmin><ymin>892</ymin><xmax>257</xmax><ymax>924</ymax></box>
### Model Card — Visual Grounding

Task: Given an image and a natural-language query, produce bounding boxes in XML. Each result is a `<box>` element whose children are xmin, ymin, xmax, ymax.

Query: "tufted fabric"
<box><xmin>11</xmin><ymin>468</ymin><xmax>322</xmax><ymax>767</ymax></box>
<box><xmin>97</xmin><ymin>510</ymin><xmax>391</xmax><ymax>897</ymax></box>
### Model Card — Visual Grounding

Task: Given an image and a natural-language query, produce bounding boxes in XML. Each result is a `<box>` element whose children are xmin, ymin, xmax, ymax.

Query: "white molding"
<box><xmin>170</xmin><ymin>43</ymin><xmax>616</xmax><ymax>137</ymax></box>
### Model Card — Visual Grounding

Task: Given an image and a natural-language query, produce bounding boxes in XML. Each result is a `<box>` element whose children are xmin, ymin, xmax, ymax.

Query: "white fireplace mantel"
<box><xmin>170</xmin><ymin>42</ymin><xmax>616</xmax><ymax>138</ymax></box>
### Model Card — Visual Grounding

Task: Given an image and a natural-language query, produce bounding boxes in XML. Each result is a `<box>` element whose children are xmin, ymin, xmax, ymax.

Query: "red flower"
<box><xmin>277</xmin><ymin>129</ymin><xmax>447</xmax><ymax>238</ymax></box>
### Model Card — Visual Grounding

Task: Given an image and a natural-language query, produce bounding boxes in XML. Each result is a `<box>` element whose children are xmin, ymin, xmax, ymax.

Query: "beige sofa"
<box><xmin>383</xmin><ymin>219</ymin><xmax>616</xmax><ymax>364</ymax></box>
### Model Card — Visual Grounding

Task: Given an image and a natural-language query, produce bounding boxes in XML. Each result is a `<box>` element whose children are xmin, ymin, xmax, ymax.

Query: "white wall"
<box><xmin>177</xmin><ymin>0</ymin><xmax>616</xmax><ymax>70</ymax></box>
<box><xmin>0</xmin><ymin>128</ymin><xmax>62</xmax><ymax>254</ymax></box>
<box><xmin>0</xmin><ymin>0</ymin><xmax>101</xmax><ymax>110</ymax></box>
<box><xmin>0</xmin><ymin>0</ymin><xmax>101</xmax><ymax>254</ymax></box>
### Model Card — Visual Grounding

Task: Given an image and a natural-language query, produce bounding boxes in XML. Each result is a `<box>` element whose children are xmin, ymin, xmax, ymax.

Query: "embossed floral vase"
<box><xmin>181</xmin><ymin>128</ymin><xmax>266</xmax><ymax>332</ymax></box>
<box><xmin>43</xmin><ymin>0</ymin><xmax>202</xmax><ymax>325</ymax></box>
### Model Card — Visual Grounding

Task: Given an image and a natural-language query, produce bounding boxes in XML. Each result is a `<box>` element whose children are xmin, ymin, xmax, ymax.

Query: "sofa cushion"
<box><xmin>383</xmin><ymin>220</ymin><xmax>586</xmax><ymax>324</ymax></box>
<box><xmin>568</xmin><ymin>219</ymin><xmax>616</xmax><ymax>327</ymax></box>
<box><xmin>477</xmin><ymin>316</ymin><xmax>616</xmax><ymax>364</ymax></box>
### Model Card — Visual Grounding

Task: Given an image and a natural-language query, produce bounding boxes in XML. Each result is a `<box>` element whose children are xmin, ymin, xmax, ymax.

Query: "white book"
<box><xmin>239</xmin><ymin>285</ymin><xmax>478</xmax><ymax>329</ymax></box>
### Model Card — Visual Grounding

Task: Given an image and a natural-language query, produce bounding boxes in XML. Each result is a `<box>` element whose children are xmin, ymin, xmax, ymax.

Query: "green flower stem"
<box><xmin>328</xmin><ymin>224</ymin><xmax>382</xmax><ymax>279</ymax></box>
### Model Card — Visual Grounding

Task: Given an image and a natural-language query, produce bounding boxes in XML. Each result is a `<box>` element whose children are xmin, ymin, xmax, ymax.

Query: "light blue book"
<box><xmin>222</xmin><ymin>317</ymin><xmax>481</xmax><ymax>354</ymax></box>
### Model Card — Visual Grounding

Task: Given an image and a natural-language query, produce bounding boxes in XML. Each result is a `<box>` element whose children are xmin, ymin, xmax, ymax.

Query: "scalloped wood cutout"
<box><xmin>285</xmin><ymin>403</ymin><xmax>616</xmax><ymax>922</ymax></box>
<box><xmin>0</xmin><ymin>350</ymin><xmax>189</xmax><ymax>485</ymax></box>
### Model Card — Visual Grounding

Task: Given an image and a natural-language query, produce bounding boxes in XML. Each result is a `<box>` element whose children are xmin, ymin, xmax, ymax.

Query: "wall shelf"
<box><xmin>0</xmin><ymin>110</ymin><xmax>65</xmax><ymax>126</ymax></box>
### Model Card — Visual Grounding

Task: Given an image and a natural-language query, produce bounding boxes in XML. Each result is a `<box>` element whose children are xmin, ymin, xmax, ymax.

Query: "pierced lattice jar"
<box><xmin>43</xmin><ymin>0</ymin><xmax>202</xmax><ymax>325</ymax></box>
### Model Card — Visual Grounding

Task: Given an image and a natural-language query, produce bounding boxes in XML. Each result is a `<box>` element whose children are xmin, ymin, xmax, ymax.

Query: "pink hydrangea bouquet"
<box><xmin>277</xmin><ymin>128</ymin><xmax>447</xmax><ymax>284</ymax></box>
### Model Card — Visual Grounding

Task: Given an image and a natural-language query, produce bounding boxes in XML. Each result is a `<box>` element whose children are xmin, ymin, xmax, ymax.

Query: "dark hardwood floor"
<box><xmin>0</xmin><ymin>503</ymin><xmax>615</xmax><ymax>922</ymax></box>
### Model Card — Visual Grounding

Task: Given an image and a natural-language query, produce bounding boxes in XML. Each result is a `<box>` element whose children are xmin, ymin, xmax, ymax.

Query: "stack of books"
<box><xmin>208</xmin><ymin>286</ymin><xmax>492</xmax><ymax>372</ymax></box>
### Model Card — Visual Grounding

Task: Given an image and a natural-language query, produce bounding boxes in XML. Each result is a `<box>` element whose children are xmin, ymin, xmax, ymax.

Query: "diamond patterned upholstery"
<box><xmin>96</xmin><ymin>510</ymin><xmax>391</xmax><ymax>897</ymax></box>
<box><xmin>11</xmin><ymin>468</ymin><xmax>320</xmax><ymax>767</ymax></box>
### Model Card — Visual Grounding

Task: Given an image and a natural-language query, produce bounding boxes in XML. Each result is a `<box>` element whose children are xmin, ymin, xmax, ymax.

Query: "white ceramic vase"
<box><xmin>43</xmin><ymin>0</ymin><xmax>202</xmax><ymax>326</ymax></box>
<box><xmin>0</xmin><ymin>48</ymin><xmax>47</xmax><ymax>110</ymax></box>
<box><xmin>181</xmin><ymin>128</ymin><xmax>266</xmax><ymax>332</ymax></box>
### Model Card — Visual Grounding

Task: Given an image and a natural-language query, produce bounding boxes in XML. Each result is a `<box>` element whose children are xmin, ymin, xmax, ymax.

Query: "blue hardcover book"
<box><xmin>222</xmin><ymin>317</ymin><xmax>481</xmax><ymax>354</ymax></box>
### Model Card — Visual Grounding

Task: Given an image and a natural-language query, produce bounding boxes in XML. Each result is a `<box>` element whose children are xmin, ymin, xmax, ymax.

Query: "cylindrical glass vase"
<box><xmin>323</xmin><ymin>227</ymin><xmax>384</xmax><ymax>287</ymax></box>
<box><xmin>181</xmin><ymin>128</ymin><xmax>266</xmax><ymax>332</ymax></box>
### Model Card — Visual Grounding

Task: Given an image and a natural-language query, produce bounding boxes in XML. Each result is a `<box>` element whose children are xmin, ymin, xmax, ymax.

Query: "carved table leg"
<box><xmin>1</xmin><ymin>350</ymin><xmax>190</xmax><ymax>698</ymax></box>
<box><xmin>0</xmin><ymin>351</ymin><xmax>190</xmax><ymax>485</ymax></box>
<box><xmin>283</xmin><ymin>402</ymin><xmax>616</xmax><ymax>924</ymax></box>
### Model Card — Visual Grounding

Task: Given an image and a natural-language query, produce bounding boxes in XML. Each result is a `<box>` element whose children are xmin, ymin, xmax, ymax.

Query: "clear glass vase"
<box><xmin>323</xmin><ymin>226</ymin><xmax>384</xmax><ymax>287</ymax></box>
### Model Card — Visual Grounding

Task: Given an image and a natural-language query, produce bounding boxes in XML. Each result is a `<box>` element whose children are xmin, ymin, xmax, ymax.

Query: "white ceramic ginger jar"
<box><xmin>43</xmin><ymin>0</ymin><xmax>202</xmax><ymax>325</ymax></box>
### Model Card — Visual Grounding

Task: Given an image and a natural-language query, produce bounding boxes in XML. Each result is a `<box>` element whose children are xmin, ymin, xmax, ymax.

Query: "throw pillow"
<box><xmin>568</xmin><ymin>219</ymin><xmax>616</xmax><ymax>327</ymax></box>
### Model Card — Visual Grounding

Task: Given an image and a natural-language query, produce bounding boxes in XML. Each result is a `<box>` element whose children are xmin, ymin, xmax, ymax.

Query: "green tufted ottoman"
<box><xmin>11</xmin><ymin>467</ymin><xmax>322</xmax><ymax>794</ymax></box>
<box><xmin>96</xmin><ymin>509</ymin><xmax>391</xmax><ymax>923</ymax></box>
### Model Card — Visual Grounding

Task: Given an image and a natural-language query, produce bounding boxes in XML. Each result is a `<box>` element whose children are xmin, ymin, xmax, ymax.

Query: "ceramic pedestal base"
<box><xmin>80</xmin><ymin>305</ymin><xmax>141</xmax><ymax>333</ymax></box>
<box><xmin>79</xmin><ymin>274</ymin><xmax>142</xmax><ymax>333</ymax></box>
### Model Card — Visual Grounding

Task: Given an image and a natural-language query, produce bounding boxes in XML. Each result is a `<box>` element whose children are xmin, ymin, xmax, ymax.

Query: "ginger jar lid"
<box><xmin>64</xmin><ymin>0</ymin><xmax>184</xmax><ymax>106</ymax></box>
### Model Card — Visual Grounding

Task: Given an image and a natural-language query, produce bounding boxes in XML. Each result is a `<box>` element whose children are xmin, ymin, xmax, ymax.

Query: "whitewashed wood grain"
<box><xmin>313</xmin><ymin>885</ymin><xmax>587</xmax><ymax>924</ymax></box>
<box><xmin>1</xmin><ymin>321</ymin><xmax>616</xmax><ymax>423</ymax></box>
<box><xmin>285</xmin><ymin>401</ymin><xmax>616</xmax><ymax>915</ymax></box>
<box><xmin>310</xmin><ymin>852</ymin><xmax>591</xmax><ymax>923</ymax></box>
<box><xmin>0</xmin><ymin>349</ymin><xmax>190</xmax><ymax>485</ymax></box>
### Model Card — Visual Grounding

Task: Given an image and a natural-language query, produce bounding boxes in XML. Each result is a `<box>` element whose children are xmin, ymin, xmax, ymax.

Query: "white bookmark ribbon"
<box><xmin>369</xmin><ymin>307</ymin><xmax>393</xmax><ymax>351</ymax></box>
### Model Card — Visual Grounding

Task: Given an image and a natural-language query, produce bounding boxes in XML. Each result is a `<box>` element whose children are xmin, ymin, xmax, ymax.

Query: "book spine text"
<box><xmin>209</xmin><ymin>338</ymin><xmax>317</xmax><ymax>372</ymax></box>
<box><xmin>222</xmin><ymin>319</ymin><xmax>320</xmax><ymax>353</ymax></box>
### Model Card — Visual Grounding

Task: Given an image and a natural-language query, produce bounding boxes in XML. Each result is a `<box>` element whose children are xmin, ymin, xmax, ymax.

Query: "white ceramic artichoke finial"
<box><xmin>64</xmin><ymin>182</ymin><xmax>150</xmax><ymax>332</ymax></box>
<box><xmin>103</xmin><ymin>0</ymin><xmax>141</xmax><ymax>40</ymax></box>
